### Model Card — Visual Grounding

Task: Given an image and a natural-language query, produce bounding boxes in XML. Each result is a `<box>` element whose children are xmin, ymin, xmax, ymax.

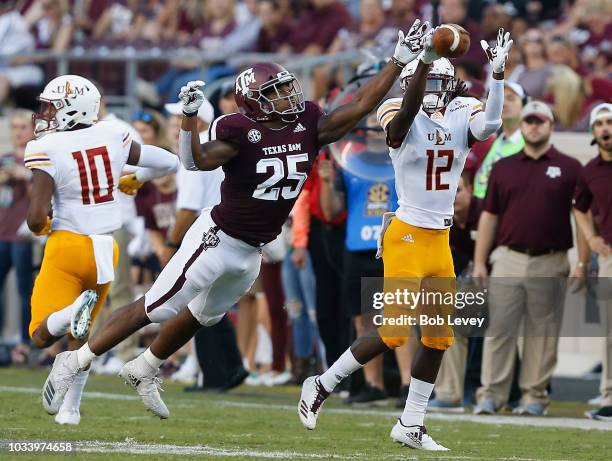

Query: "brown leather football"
<box><xmin>432</xmin><ymin>24</ymin><xmax>470</xmax><ymax>59</ymax></box>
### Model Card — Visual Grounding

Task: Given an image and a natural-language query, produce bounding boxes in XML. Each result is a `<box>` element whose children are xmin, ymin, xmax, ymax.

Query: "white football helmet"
<box><xmin>400</xmin><ymin>58</ymin><xmax>456</xmax><ymax>113</ymax></box>
<box><xmin>34</xmin><ymin>75</ymin><xmax>101</xmax><ymax>137</ymax></box>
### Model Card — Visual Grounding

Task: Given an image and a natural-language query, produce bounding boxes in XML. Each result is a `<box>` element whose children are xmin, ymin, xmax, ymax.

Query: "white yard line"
<box><xmin>2</xmin><ymin>384</ymin><xmax>611</xmax><ymax>432</ymax></box>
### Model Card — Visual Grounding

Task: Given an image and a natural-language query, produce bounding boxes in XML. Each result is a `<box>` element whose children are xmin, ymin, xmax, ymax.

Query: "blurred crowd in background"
<box><xmin>0</xmin><ymin>0</ymin><xmax>611</xmax><ymax>415</ymax></box>
<box><xmin>0</xmin><ymin>0</ymin><xmax>610</xmax><ymax>129</ymax></box>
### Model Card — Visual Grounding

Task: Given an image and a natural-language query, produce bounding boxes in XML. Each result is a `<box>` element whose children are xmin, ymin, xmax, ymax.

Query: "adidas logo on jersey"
<box><xmin>401</xmin><ymin>234</ymin><xmax>414</xmax><ymax>243</ymax></box>
<box><xmin>293</xmin><ymin>123</ymin><xmax>306</xmax><ymax>133</ymax></box>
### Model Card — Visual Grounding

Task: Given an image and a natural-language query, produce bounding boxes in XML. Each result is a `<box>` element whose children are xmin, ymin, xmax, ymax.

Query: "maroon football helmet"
<box><xmin>234</xmin><ymin>62</ymin><xmax>305</xmax><ymax>122</ymax></box>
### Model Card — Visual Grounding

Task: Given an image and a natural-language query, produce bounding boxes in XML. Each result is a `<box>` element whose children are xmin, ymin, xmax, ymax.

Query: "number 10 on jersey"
<box><xmin>72</xmin><ymin>147</ymin><xmax>114</xmax><ymax>205</ymax></box>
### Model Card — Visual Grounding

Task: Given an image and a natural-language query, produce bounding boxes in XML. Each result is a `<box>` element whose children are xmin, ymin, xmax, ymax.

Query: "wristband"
<box><xmin>183</xmin><ymin>111</ymin><xmax>197</xmax><ymax>117</ymax></box>
<box><xmin>391</xmin><ymin>57</ymin><xmax>406</xmax><ymax>68</ymax></box>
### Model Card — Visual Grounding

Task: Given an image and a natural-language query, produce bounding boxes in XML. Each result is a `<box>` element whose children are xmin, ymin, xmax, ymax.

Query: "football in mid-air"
<box><xmin>432</xmin><ymin>24</ymin><xmax>470</xmax><ymax>59</ymax></box>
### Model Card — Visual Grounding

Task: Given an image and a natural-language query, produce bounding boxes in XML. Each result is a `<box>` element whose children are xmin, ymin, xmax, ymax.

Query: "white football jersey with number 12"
<box><xmin>377</xmin><ymin>96</ymin><xmax>483</xmax><ymax>229</ymax></box>
<box><xmin>24</xmin><ymin>120</ymin><xmax>133</xmax><ymax>235</ymax></box>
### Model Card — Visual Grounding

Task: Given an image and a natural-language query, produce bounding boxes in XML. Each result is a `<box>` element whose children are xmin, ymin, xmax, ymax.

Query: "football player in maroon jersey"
<box><xmin>43</xmin><ymin>19</ymin><xmax>433</xmax><ymax>419</ymax></box>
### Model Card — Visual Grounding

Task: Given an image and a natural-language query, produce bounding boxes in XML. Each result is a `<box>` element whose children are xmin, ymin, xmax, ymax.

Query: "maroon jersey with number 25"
<box><xmin>209</xmin><ymin>101</ymin><xmax>323</xmax><ymax>244</ymax></box>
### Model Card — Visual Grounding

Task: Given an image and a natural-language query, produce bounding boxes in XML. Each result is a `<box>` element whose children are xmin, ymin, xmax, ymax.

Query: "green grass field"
<box><xmin>1</xmin><ymin>368</ymin><xmax>611</xmax><ymax>460</ymax></box>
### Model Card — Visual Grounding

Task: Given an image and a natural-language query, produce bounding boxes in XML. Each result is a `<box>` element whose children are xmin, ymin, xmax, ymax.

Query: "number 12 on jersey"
<box><xmin>426</xmin><ymin>149</ymin><xmax>454</xmax><ymax>191</ymax></box>
<box><xmin>72</xmin><ymin>147</ymin><xmax>114</xmax><ymax>205</ymax></box>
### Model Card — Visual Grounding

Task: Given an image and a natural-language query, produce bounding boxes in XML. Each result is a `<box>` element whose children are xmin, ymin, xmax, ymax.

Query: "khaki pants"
<box><xmin>434</xmin><ymin>333</ymin><xmax>468</xmax><ymax>403</ymax></box>
<box><xmin>94</xmin><ymin>225</ymin><xmax>138</xmax><ymax>361</ymax></box>
<box><xmin>599</xmin><ymin>254</ymin><xmax>612</xmax><ymax>406</ymax></box>
<box><xmin>477</xmin><ymin>247</ymin><xmax>569</xmax><ymax>408</ymax></box>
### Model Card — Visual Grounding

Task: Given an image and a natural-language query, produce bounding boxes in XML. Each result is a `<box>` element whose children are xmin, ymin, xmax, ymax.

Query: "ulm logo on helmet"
<box><xmin>53</xmin><ymin>81</ymin><xmax>85</xmax><ymax>97</ymax></box>
<box><xmin>236</xmin><ymin>69</ymin><xmax>256</xmax><ymax>96</ymax></box>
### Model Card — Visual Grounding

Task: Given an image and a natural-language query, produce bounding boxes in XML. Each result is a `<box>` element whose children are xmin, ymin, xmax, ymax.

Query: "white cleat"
<box><xmin>42</xmin><ymin>351</ymin><xmax>80</xmax><ymax>415</ymax></box>
<box><xmin>390</xmin><ymin>419</ymin><xmax>449</xmax><ymax>451</ymax></box>
<box><xmin>119</xmin><ymin>358</ymin><xmax>169</xmax><ymax>419</ymax></box>
<box><xmin>298</xmin><ymin>376</ymin><xmax>329</xmax><ymax>430</ymax></box>
<box><xmin>54</xmin><ymin>409</ymin><xmax>80</xmax><ymax>425</ymax></box>
<box><xmin>70</xmin><ymin>290</ymin><xmax>98</xmax><ymax>339</ymax></box>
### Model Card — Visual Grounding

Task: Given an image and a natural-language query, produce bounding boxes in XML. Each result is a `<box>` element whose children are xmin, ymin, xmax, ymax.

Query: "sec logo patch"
<box><xmin>248</xmin><ymin>129</ymin><xmax>262</xmax><ymax>143</ymax></box>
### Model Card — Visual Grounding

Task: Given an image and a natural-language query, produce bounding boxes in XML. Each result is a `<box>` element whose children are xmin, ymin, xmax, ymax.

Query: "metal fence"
<box><xmin>7</xmin><ymin>49</ymin><xmax>366</xmax><ymax>117</ymax></box>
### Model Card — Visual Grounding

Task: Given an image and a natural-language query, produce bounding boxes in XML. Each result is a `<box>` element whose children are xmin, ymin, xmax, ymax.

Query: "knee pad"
<box><xmin>421</xmin><ymin>336</ymin><xmax>454</xmax><ymax>351</ymax></box>
<box><xmin>378</xmin><ymin>332</ymin><xmax>408</xmax><ymax>349</ymax></box>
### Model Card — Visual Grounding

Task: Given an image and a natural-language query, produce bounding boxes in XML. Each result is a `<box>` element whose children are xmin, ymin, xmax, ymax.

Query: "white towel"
<box><xmin>89</xmin><ymin>234</ymin><xmax>115</xmax><ymax>284</ymax></box>
<box><xmin>376</xmin><ymin>212</ymin><xmax>396</xmax><ymax>259</ymax></box>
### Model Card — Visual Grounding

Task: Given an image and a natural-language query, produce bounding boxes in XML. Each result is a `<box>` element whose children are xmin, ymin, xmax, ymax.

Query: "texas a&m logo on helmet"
<box><xmin>234</xmin><ymin>63</ymin><xmax>305</xmax><ymax>122</ymax></box>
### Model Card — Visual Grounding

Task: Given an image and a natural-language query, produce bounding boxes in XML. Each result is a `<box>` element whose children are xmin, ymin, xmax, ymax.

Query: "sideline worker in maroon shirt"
<box><xmin>472</xmin><ymin>101</ymin><xmax>587</xmax><ymax>416</ymax></box>
<box><xmin>573</xmin><ymin>103</ymin><xmax>612</xmax><ymax>421</ymax></box>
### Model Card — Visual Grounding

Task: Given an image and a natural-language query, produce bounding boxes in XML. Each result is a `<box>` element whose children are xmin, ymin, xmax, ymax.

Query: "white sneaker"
<box><xmin>263</xmin><ymin>370</ymin><xmax>292</xmax><ymax>387</ymax></box>
<box><xmin>42</xmin><ymin>351</ymin><xmax>80</xmax><ymax>415</ymax></box>
<box><xmin>119</xmin><ymin>357</ymin><xmax>169</xmax><ymax>419</ymax></box>
<box><xmin>298</xmin><ymin>376</ymin><xmax>329</xmax><ymax>430</ymax></box>
<box><xmin>70</xmin><ymin>290</ymin><xmax>98</xmax><ymax>339</ymax></box>
<box><xmin>171</xmin><ymin>355</ymin><xmax>199</xmax><ymax>384</ymax></box>
<box><xmin>245</xmin><ymin>373</ymin><xmax>263</xmax><ymax>386</ymax></box>
<box><xmin>98</xmin><ymin>356</ymin><xmax>124</xmax><ymax>376</ymax></box>
<box><xmin>54</xmin><ymin>409</ymin><xmax>80</xmax><ymax>425</ymax></box>
<box><xmin>390</xmin><ymin>419</ymin><xmax>449</xmax><ymax>451</ymax></box>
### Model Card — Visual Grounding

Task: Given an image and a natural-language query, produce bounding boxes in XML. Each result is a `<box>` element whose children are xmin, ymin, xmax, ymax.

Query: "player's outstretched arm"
<box><xmin>317</xmin><ymin>19</ymin><xmax>429</xmax><ymax>147</ymax></box>
<box><xmin>470</xmin><ymin>29</ymin><xmax>513</xmax><ymax>141</ymax></box>
<box><xmin>177</xmin><ymin>80</ymin><xmax>239</xmax><ymax>171</ymax></box>
<box><xmin>119</xmin><ymin>142</ymin><xmax>181</xmax><ymax>195</ymax></box>
<box><xmin>383</xmin><ymin>29</ymin><xmax>440</xmax><ymax>147</ymax></box>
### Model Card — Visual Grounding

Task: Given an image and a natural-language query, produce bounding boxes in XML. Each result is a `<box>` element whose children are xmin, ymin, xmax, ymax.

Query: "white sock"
<box><xmin>77</xmin><ymin>343</ymin><xmax>97</xmax><ymax>369</ymax></box>
<box><xmin>143</xmin><ymin>348</ymin><xmax>165</xmax><ymax>369</ymax></box>
<box><xmin>47</xmin><ymin>305</ymin><xmax>74</xmax><ymax>337</ymax></box>
<box><xmin>58</xmin><ymin>369</ymin><xmax>90</xmax><ymax>413</ymax></box>
<box><xmin>319</xmin><ymin>348</ymin><xmax>362</xmax><ymax>393</ymax></box>
<box><xmin>400</xmin><ymin>377</ymin><xmax>435</xmax><ymax>427</ymax></box>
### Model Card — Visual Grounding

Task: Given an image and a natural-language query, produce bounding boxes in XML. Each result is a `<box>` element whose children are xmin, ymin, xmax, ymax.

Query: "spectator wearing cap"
<box><xmin>216</xmin><ymin>81</ymin><xmax>238</xmax><ymax>116</ymax></box>
<box><xmin>573</xmin><ymin>103</ymin><xmax>612</xmax><ymax>422</ymax></box>
<box><xmin>472</xmin><ymin>82</ymin><xmax>527</xmax><ymax>202</ymax></box>
<box><xmin>0</xmin><ymin>3</ymin><xmax>44</xmax><ymax>106</ymax></box>
<box><xmin>472</xmin><ymin>101</ymin><xmax>587</xmax><ymax>416</ymax></box>
<box><xmin>0</xmin><ymin>110</ymin><xmax>34</xmax><ymax>346</ymax></box>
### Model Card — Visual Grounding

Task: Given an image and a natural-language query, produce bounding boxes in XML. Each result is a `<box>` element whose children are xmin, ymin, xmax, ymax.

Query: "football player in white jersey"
<box><xmin>27</xmin><ymin>74</ymin><xmax>179</xmax><ymax>425</ymax></box>
<box><xmin>299</xmin><ymin>29</ymin><xmax>512</xmax><ymax>451</ymax></box>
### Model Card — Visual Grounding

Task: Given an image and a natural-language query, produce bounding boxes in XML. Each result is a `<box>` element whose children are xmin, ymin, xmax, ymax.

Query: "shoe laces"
<box><xmin>140</xmin><ymin>375</ymin><xmax>165</xmax><ymax>394</ymax></box>
<box><xmin>310</xmin><ymin>378</ymin><xmax>329</xmax><ymax>413</ymax></box>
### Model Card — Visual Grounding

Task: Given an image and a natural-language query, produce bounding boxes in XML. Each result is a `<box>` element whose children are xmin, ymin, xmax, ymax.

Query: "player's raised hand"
<box><xmin>392</xmin><ymin>19</ymin><xmax>429</xmax><ymax>66</ymax></box>
<box><xmin>118</xmin><ymin>173</ymin><xmax>144</xmax><ymax>196</ymax></box>
<box><xmin>480</xmin><ymin>28</ymin><xmax>513</xmax><ymax>73</ymax></box>
<box><xmin>420</xmin><ymin>27</ymin><xmax>442</xmax><ymax>65</ymax></box>
<box><xmin>179</xmin><ymin>80</ymin><xmax>206</xmax><ymax>115</ymax></box>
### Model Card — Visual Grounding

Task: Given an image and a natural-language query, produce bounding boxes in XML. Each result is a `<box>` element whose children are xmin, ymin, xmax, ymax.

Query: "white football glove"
<box><xmin>480</xmin><ymin>28</ymin><xmax>514</xmax><ymax>73</ymax></box>
<box><xmin>420</xmin><ymin>27</ymin><xmax>441</xmax><ymax>65</ymax></box>
<box><xmin>179</xmin><ymin>80</ymin><xmax>206</xmax><ymax>115</ymax></box>
<box><xmin>392</xmin><ymin>19</ymin><xmax>429</xmax><ymax>66</ymax></box>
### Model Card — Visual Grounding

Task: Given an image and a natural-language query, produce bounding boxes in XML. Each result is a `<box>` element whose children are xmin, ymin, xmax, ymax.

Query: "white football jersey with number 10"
<box><xmin>377</xmin><ymin>96</ymin><xmax>483</xmax><ymax>229</ymax></box>
<box><xmin>24</xmin><ymin>120</ymin><xmax>133</xmax><ymax>235</ymax></box>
